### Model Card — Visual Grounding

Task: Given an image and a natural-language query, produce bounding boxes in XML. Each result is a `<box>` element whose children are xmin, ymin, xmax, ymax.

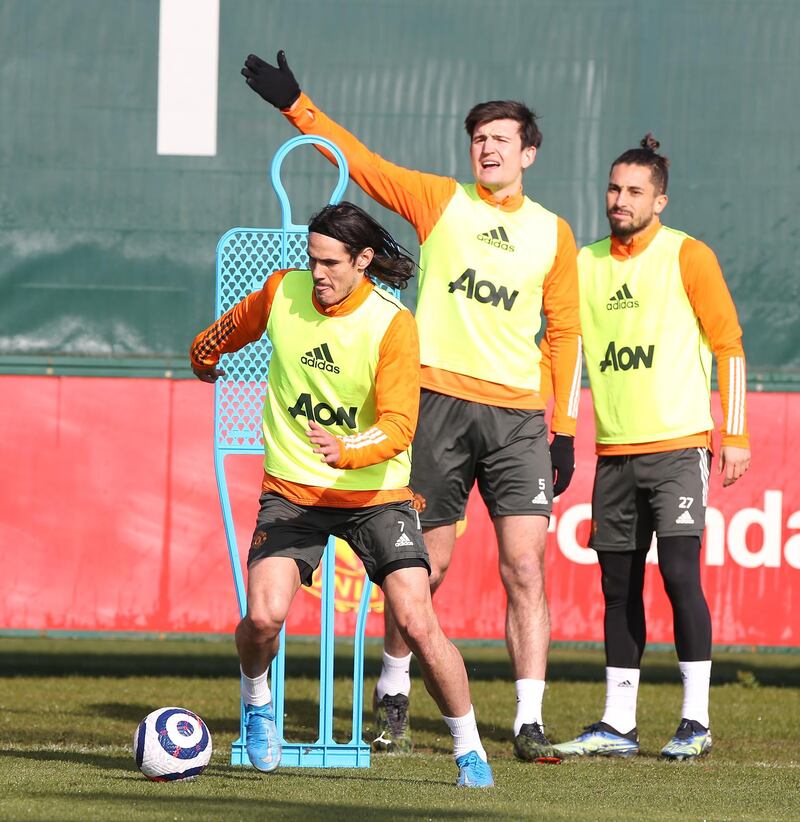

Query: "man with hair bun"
<box><xmin>551</xmin><ymin>135</ymin><xmax>751</xmax><ymax>761</ymax></box>
<box><xmin>191</xmin><ymin>202</ymin><xmax>493</xmax><ymax>787</ymax></box>
<box><xmin>241</xmin><ymin>49</ymin><xmax>583</xmax><ymax>761</ymax></box>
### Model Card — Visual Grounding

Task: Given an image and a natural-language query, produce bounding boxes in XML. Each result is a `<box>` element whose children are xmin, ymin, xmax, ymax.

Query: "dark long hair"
<box><xmin>307</xmin><ymin>202</ymin><xmax>417</xmax><ymax>290</ymax></box>
<box><xmin>612</xmin><ymin>133</ymin><xmax>670</xmax><ymax>194</ymax></box>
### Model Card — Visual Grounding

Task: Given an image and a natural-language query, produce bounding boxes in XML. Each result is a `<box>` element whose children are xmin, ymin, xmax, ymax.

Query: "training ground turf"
<box><xmin>1</xmin><ymin>637</ymin><xmax>798</xmax><ymax>821</ymax></box>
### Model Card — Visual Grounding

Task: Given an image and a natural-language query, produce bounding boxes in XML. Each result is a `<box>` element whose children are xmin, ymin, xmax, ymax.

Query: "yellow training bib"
<box><xmin>579</xmin><ymin>226</ymin><xmax>713</xmax><ymax>444</ymax></box>
<box><xmin>262</xmin><ymin>270</ymin><xmax>411</xmax><ymax>489</ymax></box>
<box><xmin>415</xmin><ymin>184</ymin><xmax>558</xmax><ymax>390</ymax></box>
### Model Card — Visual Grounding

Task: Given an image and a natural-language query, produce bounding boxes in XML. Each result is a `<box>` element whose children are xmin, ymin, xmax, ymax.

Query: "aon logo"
<box><xmin>288</xmin><ymin>393</ymin><xmax>358</xmax><ymax>428</ymax></box>
<box><xmin>599</xmin><ymin>341</ymin><xmax>655</xmax><ymax>372</ymax></box>
<box><xmin>448</xmin><ymin>268</ymin><xmax>519</xmax><ymax>311</ymax></box>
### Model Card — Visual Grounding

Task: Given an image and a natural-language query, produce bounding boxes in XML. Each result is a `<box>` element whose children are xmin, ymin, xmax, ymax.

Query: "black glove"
<box><xmin>241</xmin><ymin>50</ymin><xmax>301</xmax><ymax>110</ymax></box>
<box><xmin>549</xmin><ymin>434</ymin><xmax>575</xmax><ymax>496</ymax></box>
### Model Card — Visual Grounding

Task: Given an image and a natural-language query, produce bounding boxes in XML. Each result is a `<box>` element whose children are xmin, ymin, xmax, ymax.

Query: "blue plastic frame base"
<box><xmin>231</xmin><ymin>737</ymin><xmax>370</xmax><ymax>768</ymax></box>
<box><xmin>226</xmin><ymin>537</ymin><xmax>373</xmax><ymax>770</ymax></box>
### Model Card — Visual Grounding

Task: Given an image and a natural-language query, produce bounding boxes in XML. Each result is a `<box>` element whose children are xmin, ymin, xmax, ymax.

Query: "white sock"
<box><xmin>679</xmin><ymin>660</ymin><xmax>711</xmax><ymax>728</ymax></box>
<box><xmin>376</xmin><ymin>651</ymin><xmax>412</xmax><ymax>700</ymax></box>
<box><xmin>513</xmin><ymin>679</ymin><xmax>545</xmax><ymax>736</ymax></box>
<box><xmin>241</xmin><ymin>667</ymin><xmax>271</xmax><ymax>707</ymax></box>
<box><xmin>600</xmin><ymin>667</ymin><xmax>639</xmax><ymax>734</ymax></box>
<box><xmin>443</xmin><ymin>706</ymin><xmax>487</xmax><ymax>761</ymax></box>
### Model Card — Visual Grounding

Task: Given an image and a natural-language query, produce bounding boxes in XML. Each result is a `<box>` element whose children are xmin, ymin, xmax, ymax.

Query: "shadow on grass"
<box><xmin>0</xmin><ymin>752</ymin><xmax>462</xmax><ymax>795</ymax></box>
<box><xmin>3</xmin><ymin>643</ymin><xmax>799</xmax><ymax>689</ymax></box>
<box><xmin>0</xmin><ymin>747</ymin><xmax>450</xmax><ymax>785</ymax></box>
<box><xmin>466</xmin><ymin>653</ymin><xmax>800</xmax><ymax>689</ymax></box>
<box><xmin>0</xmin><ymin>649</ymin><xmax>241</xmax><ymax>679</ymax></box>
<box><xmin>31</xmin><ymin>791</ymin><xmax>505</xmax><ymax>819</ymax></box>
<box><xmin>87</xmin><ymin>702</ymin><xmax>242</xmax><ymax>736</ymax></box>
<box><xmin>80</xmin><ymin>700</ymin><xmax>457</xmax><ymax>747</ymax></box>
<box><xmin>83</xmin><ymin>700</ymin><xmax>383</xmax><ymax>742</ymax></box>
<box><xmin>0</xmin><ymin>746</ymin><xmax>130</xmax><ymax>770</ymax></box>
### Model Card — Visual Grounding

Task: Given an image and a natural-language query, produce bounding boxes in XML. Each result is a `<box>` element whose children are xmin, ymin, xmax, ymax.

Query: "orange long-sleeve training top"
<box><xmin>191</xmin><ymin>271</ymin><xmax>418</xmax><ymax>507</ymax></box>
<box><xmin>283</xmin><ymin>93</ymin><xmax>582</xmax><ymax>435</ymax></box>
<box><xmin>540</xmin><ymin>218</ymin><xmax>749</xmax><ymax>454</ymax></box>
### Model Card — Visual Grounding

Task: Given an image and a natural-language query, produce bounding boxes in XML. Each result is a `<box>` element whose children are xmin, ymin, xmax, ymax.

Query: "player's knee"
<box><xmin>243</xmin><ymin>608</ymin><xmax>284</xmax><ymax>641</ymax></box>
<box><xmin>601</xmin><ymin>572</ymin><xmax>630</xmax><ymax>607</ymax></box>
<box><xmin>663</xmin><ymin>578</ymin><xmax>705</xmax><ymax>613</ymax></box>
<box><xmin>660</xmin><ymin>564</ymin><xmax>701</xmax><ymax>600</ymax></box>
<box><xmin>500</xmin><ymin>554</ymin><xmax>545</xmax><ymax>593</ymax></box>
<box><xmin>393</xmin><ymin>608</ymin><xmax>437</xmax><ymax>656</ymax></box>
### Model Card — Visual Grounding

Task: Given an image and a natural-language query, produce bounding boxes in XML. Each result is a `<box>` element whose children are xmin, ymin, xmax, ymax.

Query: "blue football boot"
<box><xmin>244</xmin><ymin>702</ymin><xmax>281</xmax><ymax>772</ymax></box>
<box><xmin>552</xmin><ymin>721</ymin><xmax>639</xmax><ymax>758</ymax></box>
<box><xmin>661</xmin><ymin>718</ymin><xmax>712</xmax><ymax>761</ymax></box>
<box><xmin>455</xmin><ymin>750</ymin><xmax>495</xmax><ymax>788</ymax></box>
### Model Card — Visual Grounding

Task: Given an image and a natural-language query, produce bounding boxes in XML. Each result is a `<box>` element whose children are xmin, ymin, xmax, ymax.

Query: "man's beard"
<box><xmin>607</xmin><ymin>209</ymin><xmax>653</xmax><ymax>239</ymax></box>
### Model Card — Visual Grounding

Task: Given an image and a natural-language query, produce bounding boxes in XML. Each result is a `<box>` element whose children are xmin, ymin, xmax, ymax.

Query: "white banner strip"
<box><xmin>157</xmin><ymin>0</ymin><xmax>220</xmax><ymax>156</ymax></box>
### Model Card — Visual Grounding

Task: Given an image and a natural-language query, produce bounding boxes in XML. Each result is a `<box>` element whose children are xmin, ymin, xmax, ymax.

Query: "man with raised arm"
<box><xmin>191</xmin><ymin>202</ymin><xmax>493</xmax><ymax>787</ymax></box>
<box><xmin>242</xmin><ymin>51</ymin><xmax>582</xmax><ymax>760</ymax></box>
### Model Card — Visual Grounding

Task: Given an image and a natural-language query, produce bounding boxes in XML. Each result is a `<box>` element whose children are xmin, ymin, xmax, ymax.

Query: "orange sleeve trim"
<box><xmin>597</xmin><ymin>432</ymin><xmax>711</xmax><ymax>456</ymax></box>
<box><xmin>335</xmin><ymin>309</ymin><xmax>420</xmax><ymax>470</ymax></box>
<box><xmin>284</xmin><ymin>93</ymin><xmax>455</xmax><ymax>243</ymax></box>
<box><xmin>190</xmin><ymin>270</ymin><xmax>289</xmax><ymax>367</ymax></box>
<box><xmin>261</xmin><ymin>473</ymin><xmax>412</xmax><ymax>508</ymax></box>
<box><xmin>541</xmin><ymin>217</ymin><xmax>582</xmax><ymax>436</ymax></box>
<box><xmin>679</xmin><ymin>239</ymin><xmax>749</xmax><ymax>447</ymax></box>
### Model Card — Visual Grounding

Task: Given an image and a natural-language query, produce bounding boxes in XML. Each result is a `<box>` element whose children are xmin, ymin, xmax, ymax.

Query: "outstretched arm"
<box><xmin>242</xmin><ymin>51</ymin><xmax>454</xmax><ymax>243</ymax></box>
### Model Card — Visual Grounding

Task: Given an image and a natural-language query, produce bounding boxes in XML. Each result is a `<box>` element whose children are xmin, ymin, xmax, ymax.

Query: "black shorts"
<box><xmin>409</xmin><ymin>389</ymin><xmax>553</xmax><ymax>527</ymax></box>
<box><xmin>590</xmin><ymin>448</ymin><xmax>711</xmax><ymax>552</ymax></box>
<box><xmin>247</xmin><ymin>493</ymin><xmax>430</xmax><ymax>586</ymax></box>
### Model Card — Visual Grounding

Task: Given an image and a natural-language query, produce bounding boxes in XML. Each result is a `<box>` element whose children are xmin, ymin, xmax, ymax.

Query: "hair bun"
<box><xmin>640</xmin><ymin>133</ymin><xmax>660</xmax><ymax>152</ymax></box>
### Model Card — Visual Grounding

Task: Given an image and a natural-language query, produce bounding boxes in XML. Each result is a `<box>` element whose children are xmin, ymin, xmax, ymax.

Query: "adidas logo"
<box><xmin>531</xmin><ymin>490</ymin><xmax>548</xmax><ymax>505</ymax></box>
<box><xmin>394</xmin><ymin>532</ymin><xmax>414</xmax><ymax>548</ymax></box>
<box><xmin>477</xmin><ymin>225</ymin><xmax>515</xmax><ymax>252</ymax></box>
<box><xmin>606</xmin><ymin>283</ymin><xmax>639</xmax><ymax>311</ymax></box>
<box><xmin>300</xmin><ymin>342</ymin><xmax>340</xmax><ymax>374</ymax></box>
<box><xmin>618</xmin><ymin>680</ymin><xmax>634</xmax><ymax>688</ymax></box>
<box><xmin>675</xmin><ymin>510</ymin><xmax>695</xmax><ymax>525</ymax></box>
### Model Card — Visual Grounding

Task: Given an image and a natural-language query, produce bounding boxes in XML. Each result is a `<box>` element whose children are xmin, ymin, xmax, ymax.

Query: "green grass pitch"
<box><xmin>1</xmin><ymin>637</ymin><xmax>799</xmax><ymax>821</ymax></box>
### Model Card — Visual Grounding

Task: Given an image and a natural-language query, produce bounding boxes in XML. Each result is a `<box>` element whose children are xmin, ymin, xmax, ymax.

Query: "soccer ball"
<box><xmin>133</xmin><ymin>707</ymin><xmax>212</xmax><ymax>781</ymax></box>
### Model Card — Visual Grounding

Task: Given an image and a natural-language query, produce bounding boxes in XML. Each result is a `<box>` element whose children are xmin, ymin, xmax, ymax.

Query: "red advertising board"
<box><xmin>1</xmin><ymin>376</ymin><xmax>797</xmax><ymax>646</ymax></box>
